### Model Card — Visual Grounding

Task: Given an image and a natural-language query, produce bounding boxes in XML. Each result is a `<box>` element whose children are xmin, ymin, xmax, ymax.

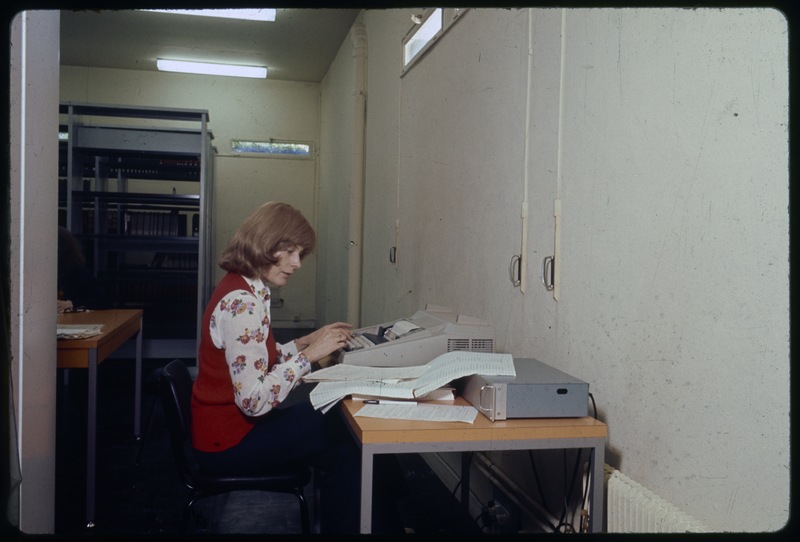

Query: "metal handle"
<box><xmin>542</xmin><ymin>256</ymin><xmax>554</xmax><ymax>291</ymax></box>
<box><xmin>479</xmin><ymin>385</ymin><xmax>495</xmax><ymax>415</ymax></box>
<box><xmin>509</xmin><ymin>255</ymin><xmax>521</xmax><ymax>287</ymax></box>
<box><xmin>389</xmin><ymin>246</ymin><xmax>396</xmax><ymax>264</ymax></box>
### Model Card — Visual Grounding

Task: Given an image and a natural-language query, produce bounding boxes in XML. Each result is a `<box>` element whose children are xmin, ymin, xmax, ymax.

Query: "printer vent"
<box><xmin>447</xmin><ymin>339</ymin><xmax>470</xmax><ymax>351</ymax></box>
<box><xmin>446</xmin><ymin>338</ymin><xmax>495</xmax><ymax>353</ymax></box>
<box><xmin>470</xmin><ymin>338</ymin><xmax>495</xmax><ymax>353</ymax></box>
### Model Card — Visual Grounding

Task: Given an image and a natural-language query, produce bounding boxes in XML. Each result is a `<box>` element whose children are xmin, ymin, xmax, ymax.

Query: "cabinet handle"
<box><xmin>542</xmin><ymin>256</ymin><xmax>554</xmax><ymax>291</ymax></box>
<box><xmin>509</xmin><ymin>254</ymin><xmax>521</xmax><ymax>287</ymax></box>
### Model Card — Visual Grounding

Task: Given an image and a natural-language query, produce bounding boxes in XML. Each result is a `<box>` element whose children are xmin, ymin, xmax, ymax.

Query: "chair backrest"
<box><xmin>159</xmin><ymin>359</ymin><xmax>197</xmax><ymax>489</ymax></box>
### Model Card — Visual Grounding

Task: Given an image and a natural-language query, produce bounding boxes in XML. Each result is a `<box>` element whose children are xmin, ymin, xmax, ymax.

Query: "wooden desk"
<box><xmin>340</xmin><ymin>397</ymin><xmax>608</xmax><ymax>534</ymax></box>
<box><xmin>57</xmin><ymin>309</ymin><xmax>143</xmax><ymax>529</ymax></box>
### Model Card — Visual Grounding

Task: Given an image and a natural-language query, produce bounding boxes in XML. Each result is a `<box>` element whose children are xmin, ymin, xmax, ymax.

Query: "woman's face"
<box><xmin>264</xmin><ymin>245</ymin><xmax>303</xmax><ymax>286</ymax></box>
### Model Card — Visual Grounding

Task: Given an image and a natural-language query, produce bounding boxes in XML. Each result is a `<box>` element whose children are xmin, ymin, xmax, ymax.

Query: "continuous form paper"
<box><xmin>352</xmin><ymin>386</ymin><xmax>455</xmax><ymax>403</ymax></box>
<box><xmin>354</xmin><ymin>403</ymin><xmax>479</xmax><ymax>424</ymax></box>
<box><xmin>309</xmin><ymin>351</ymin><xmax>515</xmax><ymax>413</ymax></box>
<box><xmin>303</xmin><ymin>363</ymin><xmax>426</xmax><ymax>382</ymax></box>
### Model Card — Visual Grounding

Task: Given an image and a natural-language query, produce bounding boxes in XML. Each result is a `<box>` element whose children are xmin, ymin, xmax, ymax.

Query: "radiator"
<box><xmin>604</xmin><ymin>465</ymin><xmax>709</xmax><ymax>533</ymax></box>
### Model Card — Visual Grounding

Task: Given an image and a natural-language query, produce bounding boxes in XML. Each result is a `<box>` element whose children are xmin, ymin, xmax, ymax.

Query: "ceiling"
<box><xmin>59</xmin><ymin>8</ymin><xmax>361</xmax><ymax>83</ymax></box>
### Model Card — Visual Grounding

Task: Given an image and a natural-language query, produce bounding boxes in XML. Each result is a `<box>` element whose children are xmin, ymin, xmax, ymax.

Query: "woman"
<box><xmin>190</xmin><ymin>201</ymin><xmax>359</xmax><ymax>534</ymax></box>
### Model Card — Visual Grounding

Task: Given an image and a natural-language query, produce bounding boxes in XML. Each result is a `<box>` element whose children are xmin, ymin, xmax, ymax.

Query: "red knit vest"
<box><xmin>190</xmin><ymin>272</ymin><xmax>278</xmax><ymax>452</ymax></box>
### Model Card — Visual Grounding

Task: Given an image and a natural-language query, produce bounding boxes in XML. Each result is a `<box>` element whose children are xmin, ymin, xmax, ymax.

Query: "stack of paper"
<box><xmin>57</xmin><ymin>324</ymin><xmax>103</xmax><ymax>339</ymax></box>
<box><xmin>307</xmin><ymin>351</ymin><xmax>515</xmax><ymax>413</ymax></box>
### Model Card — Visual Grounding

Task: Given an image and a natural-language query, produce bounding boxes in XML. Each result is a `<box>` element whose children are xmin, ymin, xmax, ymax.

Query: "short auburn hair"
<box><xmin>218</xmin><ymin>201</ymin><xmax>316</xmax><ymax>278</ymax></box>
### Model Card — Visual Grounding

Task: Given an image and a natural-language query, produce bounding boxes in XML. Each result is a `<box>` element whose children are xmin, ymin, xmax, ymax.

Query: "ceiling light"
<box><xmin>143</xmin><ymin>9</ymin><xmax>276</xmax><ymax>22</ymax></box>
<box><xmin>157</xmin><ymin>59</ymin><xmax>268</xmax><ymax>79</ymax></box>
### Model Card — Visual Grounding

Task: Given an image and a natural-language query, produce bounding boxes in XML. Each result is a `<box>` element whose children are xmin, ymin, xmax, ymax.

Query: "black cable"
<box><xmin>527</xmin><ymin>450</ymin><xmax>557</xmax><ymax>531</ymax></box>
<box><xmin>554</xmin><ymin>447</ymin><xmax>583</xmax><ymax>532</ymax></box>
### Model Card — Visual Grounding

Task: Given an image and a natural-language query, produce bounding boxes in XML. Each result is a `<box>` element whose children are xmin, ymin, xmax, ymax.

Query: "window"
<box><xmin>403</xmin><ymin>8</ymin><xmax>443</xmax><ymax>67</ymax></box>
<box><xmin>231</xmin><ymin>139</ymin><xmax>313</xmax><ymax>159</ymax></box>
<box><xmin>401</xmin><ymin>8</ymin><xmax>468</xmax><ymax>74</ymax></box>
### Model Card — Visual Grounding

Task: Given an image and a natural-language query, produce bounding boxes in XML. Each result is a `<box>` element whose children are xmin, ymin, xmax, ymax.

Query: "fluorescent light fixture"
<box><xmin>157</xmin><ymin>59</ymin><xmax>267</xmax><ymax>79</ymax></box>
<box><xmin>143</xmin><ymin>9</ymin><xmax>276</xmax><ymax>22</ymax></box>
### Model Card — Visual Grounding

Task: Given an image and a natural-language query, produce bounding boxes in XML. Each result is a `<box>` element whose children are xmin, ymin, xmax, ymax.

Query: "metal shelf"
<box><xmin>60</xmin><ymin>102</ymin><xmax>215</xmax><ymax>349</ymax></box>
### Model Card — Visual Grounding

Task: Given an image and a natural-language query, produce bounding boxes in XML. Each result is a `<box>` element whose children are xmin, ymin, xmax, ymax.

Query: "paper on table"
<box><xmin>355</xmin><ymin>403</ymin><xmax>479</xmax><ymax>424</ymax></box>
<box><xmin>309</xmin><ymin>351</ymin><xmax>514</xmax><ymax>413</ymax></box>
<box><xmin>57</xmin><ymin>324</ymin><xmax>103</xmax><ymax>339</ymax></box>
<box><xmin>312</xmin><ymin>380</ymin><xmax>416</xmax><ymax>414</ymax></box>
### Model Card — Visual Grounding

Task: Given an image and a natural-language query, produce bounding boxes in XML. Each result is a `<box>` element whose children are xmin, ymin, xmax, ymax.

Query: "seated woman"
<box><xmin>190</xmin><ymin>201</ymin><xmax>359</xmax><ymax>534</ymax></box>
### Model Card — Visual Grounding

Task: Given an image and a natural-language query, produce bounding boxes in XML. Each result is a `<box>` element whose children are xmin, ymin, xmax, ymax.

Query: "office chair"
<box><xmin>159</xmin><ymin>359</ymin><xmax>312</xmax><ymax>533</ymax></box>
<box><xmin>135</xmin><ymin>362</ymin><xmax>197</xmax><ymax>470</ymax></box>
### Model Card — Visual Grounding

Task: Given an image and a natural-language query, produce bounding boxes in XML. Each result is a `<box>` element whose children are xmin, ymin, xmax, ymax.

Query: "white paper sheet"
<box><xmin>354</xmin><ymin>403</ymin><xmax>479</xmax><ymax>423</ymax></box>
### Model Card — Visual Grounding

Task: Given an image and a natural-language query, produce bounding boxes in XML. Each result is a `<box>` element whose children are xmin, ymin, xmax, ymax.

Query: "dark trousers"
<box><xmin>193</xmin><ymin>398</ymin><xmax>360</xmax><ymax>534</ymax></box>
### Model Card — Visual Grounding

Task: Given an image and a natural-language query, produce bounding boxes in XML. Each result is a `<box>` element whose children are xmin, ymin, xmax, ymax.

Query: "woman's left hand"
<box><xmin>298</xmin><ymin>322</ymin><xmax>353</xmax><ymax>350</ymax></box>
<box><xmin>299</xmin><ymin>322</ymin><xmax>355</xmax><ymax>362</ymax></box>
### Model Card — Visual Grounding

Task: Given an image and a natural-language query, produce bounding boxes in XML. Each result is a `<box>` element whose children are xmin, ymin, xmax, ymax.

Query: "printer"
<box><xmin>334</xmin><ymin>305</ymin><xmax>495</xmax><ymax>367</ymax></box>
<box><xmin>457</xmin><ymin>358</ymin><xmax>589</xmax><ymax>421</ymax></box>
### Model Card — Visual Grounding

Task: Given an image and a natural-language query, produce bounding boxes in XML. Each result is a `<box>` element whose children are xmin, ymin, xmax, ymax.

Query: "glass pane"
<box><xmin>231</xmin><ymin>139</ymin><xmax>311</xmax><ymax>156</ymax></box>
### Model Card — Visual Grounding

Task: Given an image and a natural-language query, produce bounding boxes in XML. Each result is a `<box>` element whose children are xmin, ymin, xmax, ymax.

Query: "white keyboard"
<box><xmin>346</xmin><ymin>333</ymin><xmax>377</xmax><ymax>351</ymax></box>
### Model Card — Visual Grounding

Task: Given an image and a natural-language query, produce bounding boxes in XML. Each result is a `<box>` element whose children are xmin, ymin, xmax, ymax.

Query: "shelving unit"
<box><xmin>59</xmin><ymin>102</ymin><xmax>215</xmax><ymax>359</ymax></box>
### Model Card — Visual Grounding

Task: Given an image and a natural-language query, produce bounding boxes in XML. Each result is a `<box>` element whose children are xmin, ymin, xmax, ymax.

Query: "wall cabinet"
<box><xmin>59</xmin><ymin>103</ymin><xmax>215</xmax><ymax>358</ymax></box>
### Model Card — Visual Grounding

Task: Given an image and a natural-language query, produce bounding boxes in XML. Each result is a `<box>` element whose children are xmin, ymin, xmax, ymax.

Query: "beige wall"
<box><xmin>321</xmin><ymin>7</ymin><xmax>789</xmax><ymax>532</ymax></box>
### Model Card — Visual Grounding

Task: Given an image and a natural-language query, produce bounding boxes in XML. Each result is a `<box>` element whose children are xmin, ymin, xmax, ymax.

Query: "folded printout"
<box><xmin>303</xmin><ymin>363</ymin><xmax>427</xmax><ymax>382</ymax></box>
<box><xmin>309</xmin><ymin>351</ymin><xmax>514</xmax><ymax>413</ymax></box>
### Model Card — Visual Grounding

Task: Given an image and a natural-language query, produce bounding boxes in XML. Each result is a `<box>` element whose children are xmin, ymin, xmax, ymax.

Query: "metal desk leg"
<box><xmin>590</xmin><ymin>442</ymin><xmax>605</xmax><ymax>533</ymax></box>
<box><xmin>133</xmin><ymin>320</ymin><xmax>143</xmax><ymax>438</ymax></box>
<box><xmin>85</xmin><ymin>348</ymin><xmax>98</xmax><ymax>529</ymax></box>
<box><xmin>359</xmin><ymin>448</ymin><xmax>374</xmax><ymax>534</ymax></box>
<box><xmin>461</xmin><ymin>451</ymin><xmax>472</xmax><ymax>515</ymax></box>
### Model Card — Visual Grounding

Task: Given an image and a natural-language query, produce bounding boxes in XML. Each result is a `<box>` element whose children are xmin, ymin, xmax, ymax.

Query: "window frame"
<box><xmin>401</xmin><ymin>7</ymin><xmax>469</xmax><ymax>76</ymax></box>
<box><xmin>229</xmin><ymin>138</ymin><xmax>315</xmax><ymax>160</ymax></box>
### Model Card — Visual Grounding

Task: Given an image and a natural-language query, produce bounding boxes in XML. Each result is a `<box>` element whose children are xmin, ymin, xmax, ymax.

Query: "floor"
<box><xmin>54</xmin><ymin>354</ymin><xmax>481</xmax><ymax>537</ymax></box>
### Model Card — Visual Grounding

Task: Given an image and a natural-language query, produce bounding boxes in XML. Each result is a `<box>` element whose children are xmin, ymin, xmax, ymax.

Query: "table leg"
<box><xmin>133</xmin><ymin>320</ymin><xmax>143</xmax><ymax>438</ymax></box>
<box><xmin>359</xmin><ymin>448</ymin><xmax>374</xmax><ymax>534</ymax></box>
<box><xmin>85</xmin><ymin>348</ymin><xmax>98</xmax><ymax>528</ymax></box>
<box><xmin>589</xmin><ymin>443</ymin><xmax>605</xmax><ymax>533</ymax></box>
<box><xmin>461</xmin><ymin>452</ymin><xmax>472</xmax><ymax>515</ymax></box>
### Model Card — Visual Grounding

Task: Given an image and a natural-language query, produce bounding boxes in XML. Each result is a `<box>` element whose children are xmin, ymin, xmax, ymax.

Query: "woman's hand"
<box><xmin>298</xmin><ymin>322</ymin><xmax>353</xmax><ymax>363</ymax></box>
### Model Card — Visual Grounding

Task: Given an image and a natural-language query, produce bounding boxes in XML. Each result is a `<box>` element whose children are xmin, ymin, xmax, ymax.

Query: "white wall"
<box><xmin>9</xmin><ymin>10</ymin><xmax>61</xmax><ymax>533</ymax></box>
<box><xmin>321</xmin><ymin>7</ymin><xmax>789</xmax><ymax>532</ymax></box>
<box><xmin>557</xmin><ymin>9</ymin><xmax>789</xmax><ymax>530</ymax></box>
<box><xmin>60</xmin><ymin>66</ymin><xmax>322</xmax><ymax>324</ymax></box>
<box><xmin>317</xmin><ymin>23</ymin><xmax>358</xmax><ymax>326</ymax></box>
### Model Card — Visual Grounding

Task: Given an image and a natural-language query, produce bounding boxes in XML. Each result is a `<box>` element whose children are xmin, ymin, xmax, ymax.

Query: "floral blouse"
<box><xmin>209</xmin><ymin>275</ymin><xmax>311</xmax><ymax>416</ymax></box>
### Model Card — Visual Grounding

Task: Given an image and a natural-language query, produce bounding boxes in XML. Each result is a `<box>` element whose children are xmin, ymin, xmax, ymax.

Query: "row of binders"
<box><xmin>125</xmin><ymin>210</ymin><xmax>188</xmax><ymax>237</ymax></box>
